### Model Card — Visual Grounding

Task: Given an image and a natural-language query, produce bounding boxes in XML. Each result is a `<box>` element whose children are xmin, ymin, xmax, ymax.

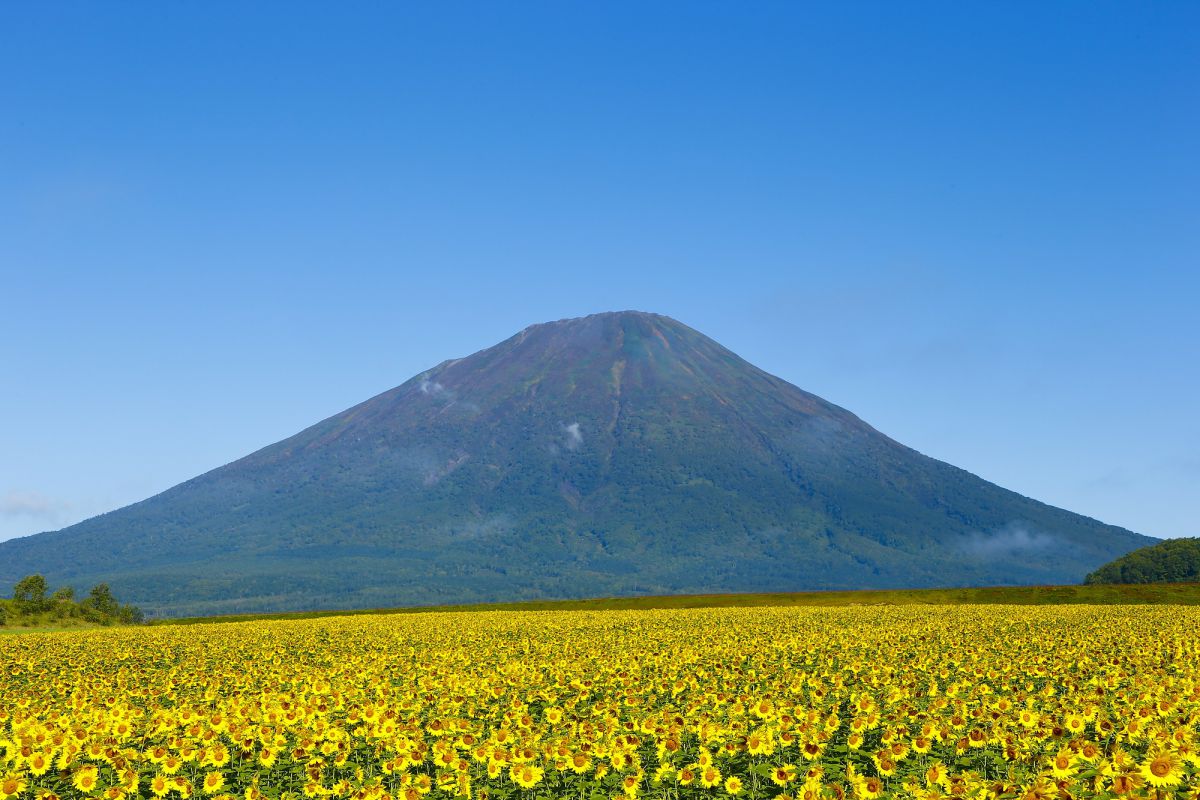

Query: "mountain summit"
<box><xmin>0</xmin><ymin>311</ymin><xmax>1151</xmax><ymax>615</ymax></box>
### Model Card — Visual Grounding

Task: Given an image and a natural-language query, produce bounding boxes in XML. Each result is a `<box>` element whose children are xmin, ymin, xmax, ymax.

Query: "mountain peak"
<box><xmin>529</xmin><ymin>309</ymin><xmax>671</xmax><ymax>327</ymax></box>
<box><xmin>512</xmin><ymin>310</ymin><xmax>697</xmax><ymax>356</ymax></box>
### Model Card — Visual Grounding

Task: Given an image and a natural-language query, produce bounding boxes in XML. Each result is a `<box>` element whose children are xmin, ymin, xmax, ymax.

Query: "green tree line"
<box><xmin>1085</xmin><ymin>537</ymin><xmax>1200</xmax><ymax>585</ymax></box>
<box><xmin>0</xmin><ymin>574</ymin><xmax>144</xmax><ymax>627</ymax></box>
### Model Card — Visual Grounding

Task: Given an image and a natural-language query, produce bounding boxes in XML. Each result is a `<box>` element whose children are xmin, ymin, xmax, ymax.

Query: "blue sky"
<box><xmin>1</xmin><ymin>2</ymin><xmax>1196</xmax><ymax>543</ymax></box>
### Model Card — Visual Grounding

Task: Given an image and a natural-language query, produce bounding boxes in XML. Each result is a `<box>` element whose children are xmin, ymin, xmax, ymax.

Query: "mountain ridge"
<box><xmin>0</xmin><ymin>311</ymin><xmax>1153</xmax><ymax>616</ymax></box>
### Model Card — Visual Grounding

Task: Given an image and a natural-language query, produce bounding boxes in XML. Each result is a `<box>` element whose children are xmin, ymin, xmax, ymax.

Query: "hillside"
<box><xmin>0</xmin><ymin>311</ymin><xmax>1153</xmax><ymax>616</ymax></box>
<box><xmin>1085</xmin><ymin>536</ymin><xmax>1200</xmax><ymax>584</ymax></box>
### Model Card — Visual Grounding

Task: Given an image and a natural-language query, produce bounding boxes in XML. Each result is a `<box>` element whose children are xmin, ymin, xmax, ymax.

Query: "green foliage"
<box><xmin>1086</xmin><ymin>537</ymin><xmax>1200</xmax><ymax>585</ymax></box>
<box><xmin>1</xmin><ymin>574</ymin><xmax>143</xmax><ymax>628</ymax></box>
<box><xmin>12</xmin><ymin>573</ymin><xmax>49</xmax><ymax>613</ymax></box>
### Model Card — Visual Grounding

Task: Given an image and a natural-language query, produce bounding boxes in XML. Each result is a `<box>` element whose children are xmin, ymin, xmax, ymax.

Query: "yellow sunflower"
<box><xmin>1140</xmin><ymin>750</ymin><xmax>1183</xmax><ymax>788</ymax></box>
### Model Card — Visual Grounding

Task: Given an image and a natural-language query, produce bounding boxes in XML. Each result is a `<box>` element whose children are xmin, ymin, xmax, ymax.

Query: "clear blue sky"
<box><xmin>2</xmin><ymin>2</ymin><xmax>1196</xmax><ymax>543</ymax></box>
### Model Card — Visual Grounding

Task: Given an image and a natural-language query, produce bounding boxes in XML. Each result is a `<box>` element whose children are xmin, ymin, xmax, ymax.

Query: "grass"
<box><xmin>0</xmin><ymin>615</ymin><xmax>114</xmax><ymax>635</ymax></box>
<box><xmin>150</xmin><ymin>581</ymin><xmax>1200</xmax><ymax>626</ymax></box>
<box><xmin>0</xmin><ymin>625</ymin><xmax>104</xmax><ymax>635</ymax></box>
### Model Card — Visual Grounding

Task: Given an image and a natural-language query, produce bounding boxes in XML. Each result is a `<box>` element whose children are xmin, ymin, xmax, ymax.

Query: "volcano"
<box><xmin>0</xmin><ymin>311</ymin><xmax>1152</xmax><ymax>615</ymax></box>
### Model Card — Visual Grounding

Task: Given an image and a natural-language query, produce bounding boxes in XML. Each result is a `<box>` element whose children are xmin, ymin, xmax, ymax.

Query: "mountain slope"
<box><xmin>0</xmin><ymin>311</ymin><xmax>1153</xmax><ymax>615</ymax></box>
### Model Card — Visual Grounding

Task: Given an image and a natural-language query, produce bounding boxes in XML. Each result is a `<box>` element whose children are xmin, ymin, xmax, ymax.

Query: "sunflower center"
<box><xmin>1151</xmin><ymin>759</ymin><xmax>1170</xmax><ymax>777</ymax></box>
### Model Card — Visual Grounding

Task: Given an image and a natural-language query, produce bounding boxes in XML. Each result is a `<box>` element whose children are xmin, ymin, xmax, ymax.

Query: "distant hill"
<box><xmin>1085</xmin><ymin>537</ymin><xmax>1200</xmax><ymax>585</ymax></box>
<box><xmin>0</xmin><ymin>311</ymin><xmax>1153</xmax><ymax>616</ymax></box>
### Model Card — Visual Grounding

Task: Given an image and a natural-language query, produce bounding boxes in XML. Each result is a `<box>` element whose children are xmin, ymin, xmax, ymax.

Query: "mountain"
<box><xmin>0</xmin><ymin>311</ymin><xmax>1153</xmax><ymax>616</ymax></box>
<box><xmin>1085</xmin><ymin>537</ymin><xmax>1200</xmax><ymax>585</ymax></box>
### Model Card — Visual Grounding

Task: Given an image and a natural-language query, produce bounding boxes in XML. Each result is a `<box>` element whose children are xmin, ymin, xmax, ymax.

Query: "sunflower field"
<box><xmin>2</xmin><ymin>606</ymin><xmax>1198</xmax><ymax>800</ymax></box>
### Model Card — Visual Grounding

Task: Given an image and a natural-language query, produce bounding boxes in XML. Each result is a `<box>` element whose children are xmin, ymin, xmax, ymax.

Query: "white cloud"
<box><xmin>419</xmin><ymin>379</ymin><xmax>453</xmax><ymax>399</ymax></box>
<box><xmin>564</xmin><ymin>422</ymin><xmax>583</xmax><ymax>451</ymax></box>
<box><xmin>959</xmin><ymin>522</ymin><xmax>1059</xmax><ymax>557</ymax></box>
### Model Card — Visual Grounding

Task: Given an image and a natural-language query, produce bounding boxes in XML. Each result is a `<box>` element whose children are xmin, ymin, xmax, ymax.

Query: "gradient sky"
<box><xmin>2</xmin><ymin>2</ymin><xmax>1197</xmax><ymax>544</ymax></box>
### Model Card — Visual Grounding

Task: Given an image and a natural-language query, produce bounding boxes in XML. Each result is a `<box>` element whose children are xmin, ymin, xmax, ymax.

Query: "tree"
<box><xmin>118</xmin><ymin>603</ymin><xmax>146</xmax><ymax>624</ymax></box>
<box><xmin>12</xmin><ymin>574</ymin><xmax>48</xmax><ymax>614</ymax></box>
<box><xmin>84</xmin><ymin>583</ymin><xmax>120</xmax><ymax>617</ymax></box>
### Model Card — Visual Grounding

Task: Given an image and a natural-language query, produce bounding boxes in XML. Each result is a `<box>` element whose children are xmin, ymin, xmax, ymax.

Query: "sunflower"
<box><xmin>171</xmin><ymin>776</ymin><xmax>192</xmax><ymax>799</ymax></box>
<box><xmin>1017</xmin><ymin>777</ymin><xmax>1056</xmax><ymax>800</ymax></box>
<box><xmin>509</xmin><ymin>764</ymin><xmax>543</xmax><ymax>789</ymax></box>
<box><xmin>203</xmin><ymin>773</ymin><xmax>226</xmax><ymax>795</ymax></box>
<box><xmin>209</xmin><ymin>746</ymin><xmax>230</xmax><ymax>768</ymax></box>
<box><xmin>150</xmin><ymin>776</ymin><xmax>171</xmax><ymax>798</ymax></box>
<box><xmin>1139</xmin><ymin>750</ymin><xmax>1184</xmax><ymax>788</ymax></box>
<box><xmin>746</xmin><ymin>730</ymin><xmax>773</xmax><ymax>756</ymax></box>
<box><xmin>656</xmin><ymin>737</ymin><xmax>681</xmax><ymax>761</ymax></box>
<box><xmin>925</xmin><ymin>761</ymin><xmax>950</xmax><ymax>789</ymax></box>
<box><xmin>1049</xmin><ymin>749</ymin><xmax>1075</xmax><ymax>779</ymax></box>
<box><xmin>800</xmin><ymin>740</ymin><xmax>824</xmax><ymax>761</ymax></box>
<box><xmin>73</xmin><ymin>765</ymin><xmax>100</xmax><ymax>794</ymax></box>
<box><xmin>858</xmin><ymin>776</ymin><xmax>884</xmax><ymax>799</ymax></box>
<box><xmin>1108</xmin><ymin>773</ymin><xmax>1142</xmax><ymax>795</ymax></box>
<box><xmin>1</xmin><ymin>774</ymin><xmax>28</xmax><ymax>800</ymax></box>
<box><xmin>770</xmin><ymin>764</ymin><xmax>798</xmax><ymax>786</ymax></box>
<box><xmin>724</xmin><ymin>776</ymin><xmax>744</xmax><ymax>795</ymax></box>
<box><xmin>27</xmin><ymin>752</ymin><xmax>51</xmax><ymax>776</ymax></box>
<box><xmin>699</xmin><ymin>766</ymin><xmax>722</xmax><ymax>789</ymax></box>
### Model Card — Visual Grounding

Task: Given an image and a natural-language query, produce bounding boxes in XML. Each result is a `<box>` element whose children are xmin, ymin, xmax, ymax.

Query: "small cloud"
<box><xmin>419</xmin><ymin>379</ymin><xmax>453</xmax><ymax>400</ymax></box>
<box><xmin>417</xmin><ymin>378</ymin><xmax>480</xmax><ymax>414</ymax></box>
<box><xmin>0</xmin><ymin>490</ymin><xmax>70</xmax><ymax>519</ymax></box>
<box><xmin>563</xmin><ymin>422</ymin><xmax>583</xmax><ymax>451</ymax></box>
<box><xmin>959</xmin><ymin>522</ymin><xmax>1060</xmax><ymax>557</ymax></box>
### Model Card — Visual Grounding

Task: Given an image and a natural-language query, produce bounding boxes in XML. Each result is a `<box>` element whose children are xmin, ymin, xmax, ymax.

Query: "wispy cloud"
<box><xmin>959</xmin><ymin>522</ymin><xmax>1060</xmax><ymax>557</ymax></box>
<box><xmin>0</xmin><ymin>490</ymin><xmax>71</xmax><ymax>520</ymax></box>
<box><xmin>418</xmin><ymin>377</ymin><xmax>481</xmax><ymax>414</ymax></box>
<box><xmin>419</xmin><ymin>379</ymin><xmax>454</xmax><ymax>401</ymax></box>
